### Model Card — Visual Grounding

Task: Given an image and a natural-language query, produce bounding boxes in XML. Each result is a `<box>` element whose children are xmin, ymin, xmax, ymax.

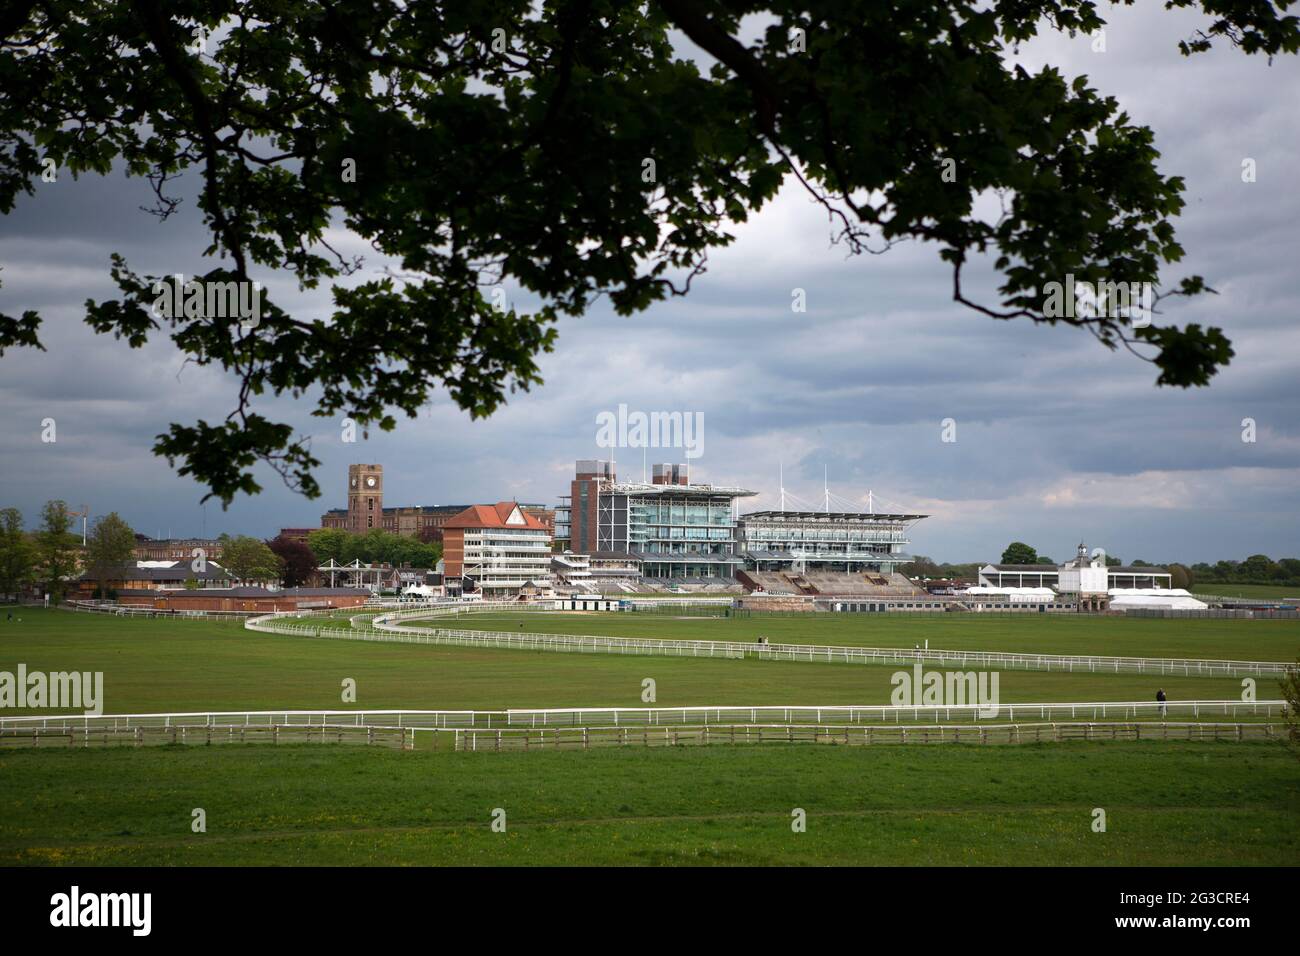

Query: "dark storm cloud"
<box><xmin>0</xmin><ymin>3</ymin><xmax>1297</xmax><ymax>561</ymax></box>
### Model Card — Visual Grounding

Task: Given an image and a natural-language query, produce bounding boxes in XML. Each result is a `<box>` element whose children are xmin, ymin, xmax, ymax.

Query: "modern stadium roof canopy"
<box><xmin>741</xmin><ymin>510</ymin><xmax>927</xmax><ymax>522</ymax></box>
<box><xmin>608</xmin><ymin>481</ymin><xmax>756</xmax><ymax>496</ymax></box>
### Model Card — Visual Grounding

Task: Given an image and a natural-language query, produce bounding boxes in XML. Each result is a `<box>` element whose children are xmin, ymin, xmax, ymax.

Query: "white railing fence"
<box><xmin>1</xmin><ymin>699</ymin><xmax>1286</xmax><ymax>734</ymax></box>
<box><xmin>241</xmin><ymin>607</ymin><xmax>1297</xmax><ymax>678</ymax></box>
<box><xmin>0</xmin><ymin>722</ymin><xmax>410</xmax><ymax>749</ymax></box>
<box><xmin>1</xmin><ymin>717</ymin><xmax>1283</xmax><ymax>752</ymax></box>
<box><xmin>441</xmin><ymin>720</ymin><xmax>1286</xmax><ymax>752</ymax></box>
<box><xmin>64</xmin><ymin>601</ymin><xmax>253</xmax><ymax>621</ymax></box>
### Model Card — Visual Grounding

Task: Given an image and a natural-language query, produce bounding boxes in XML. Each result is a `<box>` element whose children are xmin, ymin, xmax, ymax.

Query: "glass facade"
<box><xmin>737</xmin><ymin>512</ymin><xmax>920</xmax><ymax>573</ymax></box>
<box><xmin>596</xmin><ymin>487</ymin><xmax>751</xmax><ymax>579</ymax></box>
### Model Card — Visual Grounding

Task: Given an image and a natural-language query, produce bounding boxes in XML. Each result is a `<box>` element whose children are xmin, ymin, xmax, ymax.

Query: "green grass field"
<box><xmin>0</xmin><ymin>610</ymin><xmax>1292</xmax><ymax>714</ymax></box>
<box><xmin>2</xmin><ymin>741</ymin><xmax>1296</xmax><ymax>865</ymax></box>
<box><xmin>1191</xmin><ymin>583</ymin><xmax>1300</xmax><ymax>600</ymax></box>
<box><xmin>425</xmin><ymin>609</ymin><xmax>1300</xmax><ymax>660</ymax></box>
<box><xmin>1</xmin><ymin>608</ymin><xmax>1297</xmax><ymax>866</ymax></box>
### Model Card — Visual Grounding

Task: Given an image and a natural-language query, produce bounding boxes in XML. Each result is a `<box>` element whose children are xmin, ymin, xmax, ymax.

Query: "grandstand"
<box><xmin>556</xmin><ymin>461</ymin><xmax>755</xmax><ymax>583</ymax></box>
<box><xmin>548</xmin><ymin>548</ymin><xmax>744</xmax><ymax>595</ymax></box>
<box><xmin>736</xmin><ymin>482</ymin><xmax>927</xmax><ymax>596</ymax></box>
<box><xmin>550</xmin><ymin>551</ymin><xmax>594</xmax><ymax>592</ymax></box>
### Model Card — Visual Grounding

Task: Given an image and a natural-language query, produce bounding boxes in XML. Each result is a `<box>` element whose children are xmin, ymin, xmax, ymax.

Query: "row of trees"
<box><xmin>221</xmin><ymin>530</ymin><xmax>442</xmax><ymax>589</ymax></box>
<box><xmin>216</xmin><ymin>529</ymin><xmax>443</xmax><ymax>589</ymax></box>
<box><xmin>0</xmin><ymin>505</ymin><xmax>450</xmax><ymax>601</ymax></box>
<box><xmin>0</xmin><ymin>509</ymin><xmax>312</xmax><ymax>599</ymax></box>
<box><xmin>897</xmin><ymin>557</ymin><xmax>983</xmax><ymax>583</ymax></box>
<box><xmin>0</xmin><ymin>502</ymin><xmax>137</xmax><ymax>602</ymax></box>
<box><xmin>1186</xmin><ymin>557</ymin><xmax>1300</xmax><ymax>588</ymax></box>
<box><xmin>307</xmin><ymin>528</ymin><xmax>441</xmax><ymax>570</ymax></box>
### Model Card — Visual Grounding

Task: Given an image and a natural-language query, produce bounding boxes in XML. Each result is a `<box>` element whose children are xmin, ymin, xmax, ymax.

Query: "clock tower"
<box><xmin>346</xmin><ymin>464</ymin><xmax>384</xmax><ymax>532</ymax></box>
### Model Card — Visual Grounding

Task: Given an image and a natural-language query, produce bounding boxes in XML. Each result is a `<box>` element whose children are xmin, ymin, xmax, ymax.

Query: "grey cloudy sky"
<box><xmin>1</xmin><ymin>5</ymin><xmax>1296</xmax><ymax>564</ymax></box>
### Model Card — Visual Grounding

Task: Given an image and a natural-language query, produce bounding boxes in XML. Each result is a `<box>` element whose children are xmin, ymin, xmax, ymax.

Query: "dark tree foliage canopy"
<box><xmin>1</xmin><ymin>1</ymin><xmax>1296</xmax><ymax>504</ymax></box>
<box><xmin>1000</xmin><ymin>541</ymin><xmax>1040</xmax><ymax>565</ymax></box>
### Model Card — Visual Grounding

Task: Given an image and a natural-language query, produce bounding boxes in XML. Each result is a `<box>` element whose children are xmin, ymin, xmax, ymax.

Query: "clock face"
<box><xmin>366</xmin><ymin>477</ymin><xmax>376</xmax><ymax>487</ymax></box>
<box><xmin>350</xmin><ymin>477</ymin><xmax>357</xmax><ymax>488</ymax></box>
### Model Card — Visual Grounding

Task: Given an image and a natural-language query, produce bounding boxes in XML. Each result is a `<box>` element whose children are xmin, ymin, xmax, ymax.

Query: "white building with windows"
<box><xmin>1057</xmin><ymin>543</ymin><xmax>1110</xmax><ymax>595</ymax></box>
<box><xmin>978</xmin><ymin>542</ymin><xmax>1172</xmax><ymax>594</ymax></box>
<box><xmin>442</xmin><ymin>502</ymin><xmax>554</xmax><ymax>597</ymax></box>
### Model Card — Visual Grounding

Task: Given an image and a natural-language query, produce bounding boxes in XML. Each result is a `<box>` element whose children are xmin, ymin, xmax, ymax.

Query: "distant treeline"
<box><xmin>899</xmin><ymin>560</ymin><xmax>983</xmax><ymax>583</ymax></box>
<box><xmin>1181</xmin><ymin>556</ymin><xmax>1300</xmax><ymax>588</ymax></box>
<box><xmin>306</xmin><ymin>528</ymin><xmax>441</xmax><ymax>570</ymax></box>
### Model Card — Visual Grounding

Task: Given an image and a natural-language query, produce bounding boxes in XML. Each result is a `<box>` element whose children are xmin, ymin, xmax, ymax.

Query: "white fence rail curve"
<box><xmin>240</xmin><ymin>606</ymin><xmax>1295</xmax><ymax>678</ymax></box>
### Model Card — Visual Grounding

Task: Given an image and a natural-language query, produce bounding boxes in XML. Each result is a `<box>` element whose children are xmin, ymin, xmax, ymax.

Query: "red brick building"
<box><xmin>442</xmin><ymin>502</ymin><xmax>553</xmax><ymax>597</ymax></box>
<box><xmin>116</xmin><ymin>587</ymin><xmax>369</xmax><ymax>613</ymax></box>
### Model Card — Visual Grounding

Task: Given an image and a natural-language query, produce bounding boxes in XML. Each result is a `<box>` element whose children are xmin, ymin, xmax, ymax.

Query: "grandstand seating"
<box><xmin>638</xmin><ymin>576</ymin><xmax>745</xmax><ymax>594</ymax></box>
<box><xmin>736</xmin><ymin>570</ymin><xmax>799</xmax><ymax>594</ymax></box>
<box><xmin>739</xmin><ymin>569</ymin><xmax>926</xmax><ymax>597</ymax></box>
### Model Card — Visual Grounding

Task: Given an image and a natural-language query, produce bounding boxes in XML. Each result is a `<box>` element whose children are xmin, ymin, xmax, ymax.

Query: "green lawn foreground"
<box><xmin>0</xmin><ymin>740</ymin><xmax>1295</xmax><ymax>866</ymax></box>
<box><xmin>0</xmin><ymin>609</ymin><xmax>1287</xmax><ymax>714</ymax></box>
<box><xmin>2</xmin><ymin>609</ymin><xmax>1297</xmax><ymax>868</ymax></box>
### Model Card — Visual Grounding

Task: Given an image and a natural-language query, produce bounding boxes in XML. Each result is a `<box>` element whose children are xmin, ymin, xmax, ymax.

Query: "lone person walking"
<box><xmin>1156</xmin><ymin>687</ymin><xmax>1167</xmax><ymax>718</ymax></box>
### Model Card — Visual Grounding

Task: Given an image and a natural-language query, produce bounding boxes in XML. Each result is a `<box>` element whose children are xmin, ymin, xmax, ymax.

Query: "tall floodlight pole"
<box><xmin>68</xmin><ymin>504</ymin><xmax>89</xmax><ymax>545</ymax></box>
<box><xmin>779</xmin><ymin>461</ymin><xmax>785</xmax><ymax>512</ymax></box>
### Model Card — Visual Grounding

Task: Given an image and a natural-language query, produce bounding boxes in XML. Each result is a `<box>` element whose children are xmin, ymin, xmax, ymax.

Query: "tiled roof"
<box><xmin>442</xmin><ymin>502</ymin><xmax>550</xmax><ymax>531</ymax></box>
<box><xmin>81</xmin><ymin>562</ymin><xmax>230</xmax><ymax>582</ymax></box>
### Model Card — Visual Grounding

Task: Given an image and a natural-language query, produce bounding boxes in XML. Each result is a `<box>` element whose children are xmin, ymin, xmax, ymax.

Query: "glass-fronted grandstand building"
<box><xmin>556</xmin><ymin>461</ymin><xmax>756</xmax><ymax>581</ymax></box>
<box><xmin>736</xmin><ymin>510</ymin><xmax>923</xmax><ymax>573</ymax></box>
